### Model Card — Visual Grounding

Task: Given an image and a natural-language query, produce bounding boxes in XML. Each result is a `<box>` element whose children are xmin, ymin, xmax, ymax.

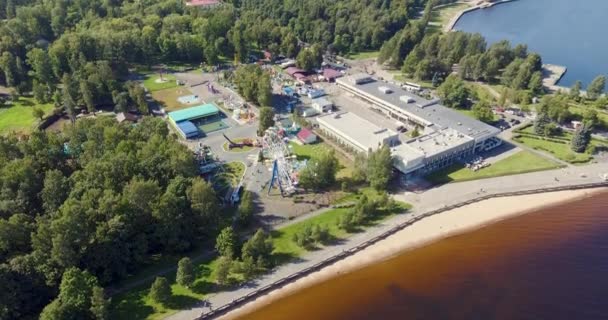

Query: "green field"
<box><xmin>0</xmin><ymin>98</ymin><xmax>55</xmax><ymax>134</ymax></box>
<box><xmin>289</xmin><ymin>141</ymin><xmax>353</xmax><ymax>178</ymax></box>
<box><xmin>111</xmin><ymin>188</ymin><xmax>411</xmax><ymax>320</ymax></box>
<box><xmin>143</xmin><ymin>73</ymin><xmax>178</xmax><ymax>92</ymax></box>
<box><xmin>348</xmin><ymin>50</ymin><xmax>380</xmax><ymax>60</ymax></box>
<box><xmin>426</xmin><ymin>151</ymin><xmax>563</xmax><ymax>184</ymax></box>
<box><xmin>111</xmin><ymin>257</ymin><xmax>217</xmax><ymax>320</ymax></box>
<box><xmin>513</xmin><ymin>125</ymin><xmax>607</xmax><ymax>164</ymax></box>
<box><xmin>428</xmin><ymin>2</ymin><xmax>471</xmax><ymax>33</ymax></box>
<box><xmin>150</xmin><ymin>87</ymin><xmax>195</xmax><ymax>112</ymax></box>
<box><xmin>513</xmin><ymin>136</ymin><xmax>593</xmax><ymax>164</ymax></box>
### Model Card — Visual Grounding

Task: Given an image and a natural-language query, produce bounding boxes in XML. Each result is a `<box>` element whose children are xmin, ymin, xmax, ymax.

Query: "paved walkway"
<box><xmin>166</xmin><ymin>162</ymin><xmax>608</xmax><ymax>320</ymax></box>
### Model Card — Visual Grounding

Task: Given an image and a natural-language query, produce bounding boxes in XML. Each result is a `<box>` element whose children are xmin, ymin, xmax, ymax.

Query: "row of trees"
<box><xmin>0</xmin><ymin>117</ymin><xmax>225</xmax><ymax>319</ymax></box>
<box><xmin>0</xmin><ymin>0</ymin><xmax>421</xmax><ymax>95</ymax></box>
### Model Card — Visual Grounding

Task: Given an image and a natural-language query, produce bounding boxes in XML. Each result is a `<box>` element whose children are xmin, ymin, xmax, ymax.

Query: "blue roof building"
<box><xmin>176</xmin><ymin>121</ymin><xmax>200</xmax><ymax>139</ymax></box>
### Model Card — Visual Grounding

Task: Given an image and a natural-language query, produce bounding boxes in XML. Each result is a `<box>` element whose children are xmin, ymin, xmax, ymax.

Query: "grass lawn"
<box><xmin>213</xmin><ymin>161</ymin><xmax>246</xmax><ymax>195</ymax></box>
<box><xmin>110</xmin><ymin>258</ymin><xmax>217</xmax><ymax>320</ymax></box>
<box><xmin>513</xmin><ymin>136</ymin><xmax>593</xmax><ymax>163</ymax></box>
<box><xmin>272</xmin><ymin>187</ymin><xmax>411</xmax><ymax>262</ymax></box>
<box><xmin>222</xmin><ymin>138</ymin><xmax>256</xmax><ymax>152</ymax></box>
<box><xmin>143</xmin><ymin>73</ymin><xmax>178</xmax><ymax>92</ymax></box>
<box><xmin>348</xmin><ymin>50</ymin><xmax>380</xmax><ymax>60</ymax></box>
<box><xmin>513</xmin><ymin>124</ymin><xmax>608</xmax><ymax>164</ymax></box>
<box><xmin>150</xmin><ymin>87</ymin><xmax>196</xmax><ymax>112</ymax></box>
<box><xmin>426</xmin><ymin>151</ymin><xmax>563</xmax><ymax>184</ymax></box>
<box><xmin>110</xmin><ymin>186</ymin><xmax>411</xmax><ymax>320</ymax></box>
<box><xmin>0</xmin><ymin>97</ymin><xmax>55</xmax><ymax>134</ymax></box>
<box><xmin>455</xmin><ymin>108</ymin><xmax>498</xmax><ymax>122</ymax></box>
<box><xmin>393</xmin><ymin>74</ymin><xmax>434</xmax><ymax>89</ymax></box>
<box><xmin>288</xmin><ymin>141</ymin><xmax>353</xmax><ymax>178</ymax></box>
<box><xmin>428</xmin><ymin>2</ymin><xmax>471</xmax><ymax>32</ymax></box>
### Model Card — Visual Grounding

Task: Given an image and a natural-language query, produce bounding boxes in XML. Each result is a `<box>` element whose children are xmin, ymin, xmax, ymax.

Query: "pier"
<box><xmin>542</xmin><ymin>64</ymin><xmax>568</xmax><ymax>92</ymax></box>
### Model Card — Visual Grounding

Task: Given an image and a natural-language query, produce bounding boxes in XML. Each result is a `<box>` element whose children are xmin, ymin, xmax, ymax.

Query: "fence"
<box><xmin>197</xmin><ymin>181</ymin><xmax>608</xmax><ymax>319</ymax></box>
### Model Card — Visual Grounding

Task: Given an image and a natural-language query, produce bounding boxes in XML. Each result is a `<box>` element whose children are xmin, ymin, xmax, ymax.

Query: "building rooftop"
<box><xmin>317</xmin><ymin>112</ymin><xmax>397</xmax><ymax>152</ymax></box>
<box><xmin>337</xmin><ymin>76</ymin><xmax>500</xmax><ymax>141</ymax></box>
<box><xmin>168</xmin><ymin>104</ymin><xmax>219</xmax><ymax>123</ymax></box>
<box><xmin>311</xmin><ymin>97</ymin><xmax>332</xmax><ymax>107</ymax></box>
<box><xmin>176</xmin><ymin>120</ymin><xmax>199</xmax><ymax>137</ymax></box>
<box><xmin>403</xmin><ymin>127</ymin><xmax>473</xmax><ymax>157</ymax></box>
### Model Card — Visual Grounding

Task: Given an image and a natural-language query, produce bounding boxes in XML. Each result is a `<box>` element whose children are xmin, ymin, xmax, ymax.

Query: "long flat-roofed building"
<box><xmin>334</xmin><ymin>74</ymin><xmax>502</xmax><ymax>175</ymax></box>
<box><xmin>317</xmin><ymin>112</ymin><xmax>399</xmax><ymax>153</ymax></box>
<box><xmin>393</xmin><ymin>128</ymin><xmax>475</xmax><ymax>174</ymax></box>
<box><xmin>336</xmin><ymin>74</ymin><xmax>500</xmax><ymax>153</ymax></box>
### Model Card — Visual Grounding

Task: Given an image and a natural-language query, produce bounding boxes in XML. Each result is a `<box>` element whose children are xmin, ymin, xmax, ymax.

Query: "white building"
<box><xmin>333</xmin><ymin>74</ymin><xmax>502</xmax><ymax>176</ymax></box>
<box><xmin>336</xmin><ymin>74</ymin><xmax>501</xmax><ymax>154</ymax></box>
<box><xmin>316</xmin><ymin>112</ymin><xmax>399</xmax><ymax>153</ymax></box>
<box><xmin>311</xmin><ymin>97</ymin><xmax>333</xmax><ymax>113</ymax></box>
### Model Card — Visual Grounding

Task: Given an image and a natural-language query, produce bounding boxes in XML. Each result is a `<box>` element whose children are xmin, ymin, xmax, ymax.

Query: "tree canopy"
<box><xmin>0</xmin><ymin>117</ymin><xmax>221</xmax><ymax>318</ymax></box>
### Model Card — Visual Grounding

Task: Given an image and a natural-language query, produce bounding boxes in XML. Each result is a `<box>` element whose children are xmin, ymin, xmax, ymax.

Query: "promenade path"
<box><xmin>167</xmin><ymin>162</ymin><xmax>608</xmax><ymax>320</ymax></box>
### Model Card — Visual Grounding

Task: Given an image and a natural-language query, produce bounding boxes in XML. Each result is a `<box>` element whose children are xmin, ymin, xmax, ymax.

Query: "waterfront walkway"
<box><xmin>167</xmin><ymin>162</ymin><xmax>608</xmax><ymax>320</ymax></box>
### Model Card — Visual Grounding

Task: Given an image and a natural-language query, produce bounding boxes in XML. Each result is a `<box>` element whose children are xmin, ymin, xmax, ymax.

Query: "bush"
<box><xmin>149</xmin><ymin>277</ymin><xmax>171</xmax><ymax>304</ymax></box>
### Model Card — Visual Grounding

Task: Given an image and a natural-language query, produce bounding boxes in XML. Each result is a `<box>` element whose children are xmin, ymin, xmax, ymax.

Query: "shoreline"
<box><xmin>219</xmin><ymin>187</ymin><xmax>607</xmax><ymax>320</ymax></box>
<box><xmin>444</xmin><ymin>0</ymin><xmax>520</xmax><ymax>33</ymax></box>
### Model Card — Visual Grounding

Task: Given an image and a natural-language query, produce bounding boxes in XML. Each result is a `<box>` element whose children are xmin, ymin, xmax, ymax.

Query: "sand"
<box><xmin>220</xmin><ymin>188</ymin><xmax>607</xmax><ymax>320</ymax></box>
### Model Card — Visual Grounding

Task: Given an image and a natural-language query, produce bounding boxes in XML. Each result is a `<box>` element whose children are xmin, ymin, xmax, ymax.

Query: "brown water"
<box><xmin>241</xmin><ymin>193</ymin><xmax>608</xmax><ymax>320</ymax></box>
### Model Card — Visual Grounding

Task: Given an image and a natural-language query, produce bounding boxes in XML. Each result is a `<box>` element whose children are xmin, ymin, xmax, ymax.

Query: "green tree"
<box><xmin>367</xmin><ymin>145</ymin><xmax>394</xmax><ymax>191</ymax></box>
<box><xmin>241</xmin><ymin>229</ymin><xmax>273</xmax><ymax>269</ymax></box>
<box><xmin>528</xmin><ymin>71</ymin><xmax>543</xmax><ymax>95</ymax></box>
<box><xmin>215</xmin><ymin>226</ymin><xmax>237</xmax><ymax>258</ymax></box>
<box><xmin>570</xmin><ymin>80</ymin><xmax>582</xmax><ymax>101</ymax></box>
<box><xmin>39</xmin><ymin>268</ymin><xmax>104</xmax><ymax>320</ymax></box>
<box><xmin>298</xmin><ymin>150</ymin><xmax>339</xmax><ymax>190</ymax></box>
<box><xmin>215</xmin><ymin>255</ymin><xmax>232</xmax><ymax>286</ymax></box>
<box><xmin>90</xmin><ymin>287</ymin><xmax>109</xmax><ymax>320</ymax></box>
<box><xmin>176</xmin><ymin>257</ymin><xmax>194</xmax><ymax>288</ymax></box>
<box><xmin>32</xmin><ymin>107</ymin><xmax>45</xmax><ymax>121</ymax></box>
<box><xmin>237</xmin><ymin>190</ymin><xmax>255</xmax><ymax>227</ymax></box>
<box><xmin>472</xmin><ymin>100</ymin><xmax>494</xmax><ymax>123</ymax></box>
<box><xmin>586</xmin><ymin>75</ymin><xmax>606</xmax><ymax>100</ymax></box>
<box><xmin>437</xmin><ymin>74</ymin><xmax>470</xmax><ymax>109</ymax></box>
<box><xmin>149</xmin><ymin>277</ymin><xmax>171</xmax><ymax>304</ymax></box>
<box><xmin>571</xmin><ymin>124</ymin><xmax>591</xmax><ymax>153</ymax></box>
<box><xmin>258</xmin><ymin>107</ymin><xmax>275</xmax><ymax>136</ymax></box>
<box><xmin>533</xmin><ymin>112</ymin><xmax>551</xmax><ymax>135</ymax></box>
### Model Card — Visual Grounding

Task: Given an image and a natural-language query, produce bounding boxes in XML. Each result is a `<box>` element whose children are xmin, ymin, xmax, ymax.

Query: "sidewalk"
<box><xmin>167</xmin><ymin>162</ymin><xmax>608</xmax><ymax>320</ymax></box>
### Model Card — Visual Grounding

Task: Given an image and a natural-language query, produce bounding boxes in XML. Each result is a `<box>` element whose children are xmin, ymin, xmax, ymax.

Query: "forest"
<box><xmin>0</xmin><ymin>0</ymin><xmax>431</xmax><ymax>318</ymax></box>
<box><xmin>0</xmin><ymin>0</ymin><xmax>423</xmax><ymax>108</ymax></box>
<box><xmin>0</xmin><ymin>117</ymin><xmax>225</xmax><ymax>319</ymax></box>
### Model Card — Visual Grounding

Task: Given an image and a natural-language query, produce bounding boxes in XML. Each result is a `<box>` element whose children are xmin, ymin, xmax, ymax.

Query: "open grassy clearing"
<box><xmin>513</xmin><ymin>124</ymin><xmax>607</xmax><ymax>164</ymax></box>
<box><xmin>289</xmin><ymin>140</ymin><xmax>353</xmax><ymax>178</ymax></box>
<box><xmin>143</xmin><ymin>73</ymin><xmax>178</xmax><ymax>92</ymax></box>
<box><xmin>393</xmin><ymin>74</ymin><xmax>434</xmax><ymax>89</ymax></box>
<box><xmin>427</xmin><ymin>2</ymin><xmax>471</xmax><ymax>33</ymax></box>
<box><xmin>150</xmin><ymin>87</ymin><xmax>197</xmax><ymax>112</ymax></box>
<box><xmin>513</xmin><ymin>136</ymin><xmax>593</xmax><ymax>164</ymax></box>
<box><xmin>348</xmin><ymin>50</ymin><xmax>380</xmax><ymax>60</ymax></box>
<box><xmin>0</xmin><ymin>97</ymin><xmax>55</xmax><ymax>134</ymax></box>
<box><xmin>426</xmin><ymin>150</ymin><xmax>563</xmax><ymax>184</ymax></box>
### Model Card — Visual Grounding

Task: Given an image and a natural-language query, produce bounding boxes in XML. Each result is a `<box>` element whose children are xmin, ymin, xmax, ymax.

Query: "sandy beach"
<box><xmin>219</xmin><ymin>188</ymin><xmax>606</xmax><ymax>320</ymax></box>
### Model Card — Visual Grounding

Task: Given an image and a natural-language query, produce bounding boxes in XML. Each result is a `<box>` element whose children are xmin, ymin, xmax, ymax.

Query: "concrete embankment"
<box><xmin>542</xmin><ymin>64</ymin><xmax>569</xmax><ymax>92</ymax></box>
<box><xmin>444</xmin><ymin>0</ymin><xmax>520</xmax><ymax>32</ymax></box>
